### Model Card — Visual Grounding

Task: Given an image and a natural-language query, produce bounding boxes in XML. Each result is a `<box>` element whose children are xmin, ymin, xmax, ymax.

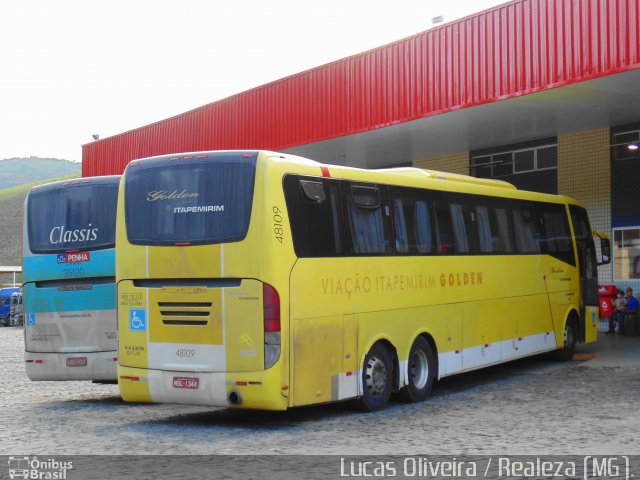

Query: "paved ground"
<box><xmin>0</xmin><ymin>327</ymin><xmax>638</xmax><ymax>456</ymax></box>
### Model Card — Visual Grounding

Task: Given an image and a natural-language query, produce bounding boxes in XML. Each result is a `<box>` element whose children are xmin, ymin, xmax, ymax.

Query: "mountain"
<box><xmin>0</xmin><ymin>157</ymin><xmax>80</xmax><ymax>189</ymax></box>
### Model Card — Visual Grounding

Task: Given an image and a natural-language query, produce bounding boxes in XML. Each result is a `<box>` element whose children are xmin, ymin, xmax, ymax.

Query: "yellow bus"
<box><xmin>116</xmin><ymin>150</ymin><xmax>610</xmax><ymax>411</ymax></box>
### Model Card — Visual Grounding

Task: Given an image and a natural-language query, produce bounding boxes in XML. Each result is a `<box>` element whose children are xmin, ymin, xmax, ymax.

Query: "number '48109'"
<box><xmin>273</xmin><ymin>206</ymin><xmax>284</xmax><ymax>243</ymax></box>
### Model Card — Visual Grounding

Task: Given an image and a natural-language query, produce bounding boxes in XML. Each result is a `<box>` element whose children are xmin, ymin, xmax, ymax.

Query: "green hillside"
<box><xmin>0</xmin><ymin>157</ymin><xmax>80</xmax><ymax>189</ymax></box>
<box><xmin>0</xmin><ymin>173</ymin><xmax>80</xmax><ymax>276</ymax></box>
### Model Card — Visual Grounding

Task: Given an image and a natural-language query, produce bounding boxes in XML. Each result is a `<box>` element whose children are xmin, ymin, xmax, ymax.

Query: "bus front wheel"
<box><xmin>553</xmin><ymin>319</ymin><xmax>577</xmax><ymax>362</ymax></box>
<box><xmin>399</xmin><ymin>336</ymin><xmax>436</xmax><ymax>403</ymax></box>
<box><xmin>356</xmin><ymin>343</ymin><xmax>393</xmax><ymax>412</ymax></box>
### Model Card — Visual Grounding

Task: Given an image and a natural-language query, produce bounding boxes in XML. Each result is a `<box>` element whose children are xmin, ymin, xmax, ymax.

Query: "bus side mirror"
<box><xmin>598</xmin><ymin>237</ymin><xmax>611</xmax><ymax>266</ymax></box>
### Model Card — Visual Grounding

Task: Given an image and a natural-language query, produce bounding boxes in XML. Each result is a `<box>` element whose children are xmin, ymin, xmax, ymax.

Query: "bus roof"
<box><xmin>272</xmin><ymin>152</ymin><xmax>588</xmax><ymax>209</ymax></box>
<box><xmin>373</xmin><ymin>167</ymin><xmax>517</xmax><ymax>190</ymax></box>
<box><xmin>29</xmin><ymin>175</ymin><xmax>121</xmax><ymax>194</ymax></box>
<box><xmin>0</xmin><ymin>287</ymin><xmax>20</xmax><ymax>297</ymax></box>
<box><xmin>126</xmin><ymin>150</ymin><xmax>584</xmax><ymax>208</ymax></box>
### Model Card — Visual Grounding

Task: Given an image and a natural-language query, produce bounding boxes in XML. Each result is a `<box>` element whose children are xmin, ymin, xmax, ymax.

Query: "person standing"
<box><xmin>624</xmin><ymin>287</ymin><xmax>638</xmax><ymax>315</ymax></box>
<box><xmin>607</xmin><ymin>289</ymin><xmax>627</xmax><ymax>334</ymax></box>
<box><xmin>619</xmin><ymin>288</ymin><xmax>639</xmax><ymax>335</ymax></box>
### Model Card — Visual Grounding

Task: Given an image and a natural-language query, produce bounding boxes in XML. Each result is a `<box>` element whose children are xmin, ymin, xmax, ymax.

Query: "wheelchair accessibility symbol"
<box><xmin>129</xmin><ymin>309</ymin><xmax>146</xmax><ymax>332</ymax></box>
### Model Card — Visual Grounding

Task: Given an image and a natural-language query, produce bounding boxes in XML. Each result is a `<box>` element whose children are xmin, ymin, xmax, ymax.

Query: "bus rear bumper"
<box><xmin>25</xmin><ymin>350</ymin><xmax>118</xmax><ymax>381</ymax></box>
<box><xmin>118</xmin><ymin>364</ymin><xmax>288</xmax><ymax>411</ymax></box>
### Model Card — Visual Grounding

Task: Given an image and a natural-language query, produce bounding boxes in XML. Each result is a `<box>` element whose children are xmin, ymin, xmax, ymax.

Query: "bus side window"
<box><xmin>283</xmin><ymin>175</ymin><xmax>344</xmax><ymax>257</ymax></box>
<box><xmin>476</xmin><ymin>206</ymin><xmax>493</xmax><ymax>253</ymax></box>
<box><xmin>390</xmin><ymin>188</ymin><xmax>436</xmax><ymax>255</ymax></box>
<box><xmin>434</xmin><ymin>202</ymin><xmax>453</xmax><ymax>254</ymax></box>
<box><xmin>450</xmin><ymin>204</ymin><xmax>469</xmax><ymax>253</ymax></box>
<box><xmin>433</xmin><ymin>191</ymin><xmax>478</xmax><ymax>255</ymax></box>
<box><xmin>540</xmin><ymin>204</ymin><xmax>575</xmax><ymax>265</ymax></box>
<box><xmin>329</xmin><ymin>184</ymin><xmax>343</xmax><ymax>255</ymax></box>
<box><xmin>570</xmin><ymin>205</ymin><xmax>598</xmax><ymax>279</ymax></box>
<box><xmin>348</xmin><ymin>185</ymin><xmax>386</xmax><ymax>254</ymax></box>
<box><xmin>392</xmin><ymin>199</ymin><xmax>409</xmax><ymax>253</ymax></box>
<box><xmin>495</xmin><ymin>207</ymin><xmax>514</xmax><ymax>252</ymax></box>
<box><xmin>414</xmin><ymin>200</ymin><xmax>433</xmax><ymax>253</ymax></box>
<box><xmin>513</xmin><ymin>205</ymin><xmax>540</xmax><ymax>253</ymax></box>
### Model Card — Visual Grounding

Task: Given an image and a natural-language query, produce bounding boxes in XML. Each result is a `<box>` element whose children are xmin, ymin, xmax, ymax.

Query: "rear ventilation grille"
<box><xmin>158</xmin><ymin>302</ymin><xmax>212</xmax><ymax>308</ymax></box>
<box><xmin>160</xmin><ymin>311</ymin><xmax>208</xmax><ymax>316</ymax></box>
<box><xmin>158</xmin><ymin>302</ymin><xmax>212</xmax><ymax>326</ymax></box>
<box><xmin>162</xmin><ymin>320</ymin><xmax>208</xmax><ymax>326</ymax></box>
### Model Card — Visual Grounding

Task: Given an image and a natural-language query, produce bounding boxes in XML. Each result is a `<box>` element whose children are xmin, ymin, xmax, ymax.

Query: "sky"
<box><xmin>0</xmin><ymin>0</ymin><xmax>506</xmax><ymax>163</ymax></box>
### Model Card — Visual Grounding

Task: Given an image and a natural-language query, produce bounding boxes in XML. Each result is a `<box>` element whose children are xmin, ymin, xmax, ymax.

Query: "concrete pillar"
<box><xmin>412</xmin><ymin>151</ymin><xmax>469</xmax><ymax>175</ymax></box>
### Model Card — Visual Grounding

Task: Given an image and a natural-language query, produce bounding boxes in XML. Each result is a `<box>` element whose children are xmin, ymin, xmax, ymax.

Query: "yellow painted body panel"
<box><xmin>584</xmin><ymin>305</ymin><xmax>599</xmax><ymax>343</ymax></box>
<box><xmin>117</xmin><ymin>280</ymin><xmax>149</xmax><ymax>370</ymax></box>
<box><xmin>293</xmin><ymin>315</ymin><xmax>344</xmax><ymax>405</ymax></box>
<box><xmin>224</xmin><ymin>280</ymin><xmax>265</xmax><ymax>372</ymax></box>
<box><xmin>288</xmin><ymin>253</ymin><xmax>574</xmax><ymax>406</ymax></box>
<box><xmin>116</xmin><ymin>150</ymin><xmax>594</xmax><ymax>411</ymax></box>
<box><xmin>117</xmin><ymin>365</ymin><xmax>152</xmax><ymax>402</ymax></box>
<box><xmin>118</xmin><ymin>364</ymin><xmax>288</xmax><ymax>410</ymax></box>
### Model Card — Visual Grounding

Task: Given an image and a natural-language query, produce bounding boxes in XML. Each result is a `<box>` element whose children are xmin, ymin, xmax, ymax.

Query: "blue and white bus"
<box><xmin>0</xmin><ymin>288</ymin><xmax>20</xmax><ymax>326</ymax></box>
<box><xmin>23</xmin><ymin>176</ymin><xmax>120</xmax><ymax>381</ymax></box>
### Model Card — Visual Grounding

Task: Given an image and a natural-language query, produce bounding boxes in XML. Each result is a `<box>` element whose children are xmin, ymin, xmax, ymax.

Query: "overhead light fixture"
<box><xmin>92</xmin><ymin>134</ymin><xmax>100</xmax><ymax>141</ymax></box>
<box><xmin>431</xmin><ymin>16</ymin><xmax>444</xmax><ymax>25</ymax></box>
<box><xmin>628</xmin><ymin>144</ymin><xmax>639</xmax><ymax>151</ymax></box>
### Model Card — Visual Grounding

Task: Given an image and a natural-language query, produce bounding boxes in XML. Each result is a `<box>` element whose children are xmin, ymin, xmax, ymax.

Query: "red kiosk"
<box><xmin>599</xmin><ymin>285</ymin><xmax>617</xmax><ymax>331</ymax></box>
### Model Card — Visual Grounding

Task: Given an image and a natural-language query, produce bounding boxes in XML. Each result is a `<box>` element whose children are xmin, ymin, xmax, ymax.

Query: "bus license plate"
<box><xmin>173</xmin><ymin>376</ymin><xmax>199</xmax><ymax>389</ymax></box>
<box><xmin>66</xmin><ymin>357</ymin><xmax>87</xmax><ymax>367</ymax></box>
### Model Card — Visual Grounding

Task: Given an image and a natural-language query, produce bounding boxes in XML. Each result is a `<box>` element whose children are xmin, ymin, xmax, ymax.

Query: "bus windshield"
<box><xmin>27</xmin><ymin>183</ymin><xmax>119</xmax><ymax>254</ymax></box>
<box><xmin>124</xmin><ymin>153</ymin><xmax>257</xmax><ymax>245</ymax></box>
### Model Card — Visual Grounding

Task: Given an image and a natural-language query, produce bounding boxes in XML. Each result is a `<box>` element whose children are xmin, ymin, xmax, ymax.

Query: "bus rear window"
<box><xmin>124</xmin><ymin>155</ymin><xmax>256</xmax><ymax>245</ymax></box>
<box><xmin>27</xmin><ymin>183</ymin><xmax>119</xmax><ymax>254</ymax></box>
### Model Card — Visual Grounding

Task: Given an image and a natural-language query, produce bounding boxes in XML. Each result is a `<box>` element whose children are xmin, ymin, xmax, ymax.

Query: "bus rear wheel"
<box><xmin>399</xmin><ymin>336</ymin><xmax>436</xmax><ymax>402</ymax></box>
<box><xmin>356</xmin><ymin>343</ymin><xmax>393</xmax><ymax>412</ymax></box>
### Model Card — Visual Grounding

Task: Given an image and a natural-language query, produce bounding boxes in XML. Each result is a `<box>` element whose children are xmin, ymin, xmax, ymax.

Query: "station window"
<box><xmin>611</xmin><ymin>129</ymin><xmax>640</xmax><ymax>161</ymax></box>
<box><xmin>611</xmin><ymin>125</ymin><xmax>640</xmax><ymax>228</ymax></box>
<box><xmin>470</xmin><ymin>144</ymin><xmax>557</xmax><ymax>179</ymax></box>
<box><xmin>613</xmin><ymin>228</ymin><xmax>640</xmax><ymax>280</ymax></box>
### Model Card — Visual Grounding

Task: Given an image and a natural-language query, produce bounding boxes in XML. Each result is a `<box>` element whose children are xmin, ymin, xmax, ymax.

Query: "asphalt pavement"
<box><xmin>0</xmin><ymin>327</ymin><xmax>638</xmax><ymax>456</ymax></box>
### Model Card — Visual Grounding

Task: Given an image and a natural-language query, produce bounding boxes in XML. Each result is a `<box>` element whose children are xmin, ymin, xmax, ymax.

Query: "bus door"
<box><xmin>569</xmin><ymin>205</ymin><xmax>602</xmax><ymax>343</ymax></box>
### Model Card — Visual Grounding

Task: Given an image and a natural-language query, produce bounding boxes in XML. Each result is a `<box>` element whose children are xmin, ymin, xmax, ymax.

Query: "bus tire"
<box><xmin>399</xmin><ymin>336</ymin><xmax>436</xmax><ymax>402</ymax></box>
<box><xmin>553</xmin><ymin>319</ymin><xmax>576</xmax><ymax>362</ymax></box>
<box><xmin>356</xmin><ymin>343</ymin><xmax>393</xmax><ymax>412</ymax></box>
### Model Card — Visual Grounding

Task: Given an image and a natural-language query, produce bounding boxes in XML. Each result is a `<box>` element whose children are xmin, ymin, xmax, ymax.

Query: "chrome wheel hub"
<box><xmin>365</xmin><ymin>356</ymin><xmax>387</xmax><ymax>397</ymax></box>
<box><xmin>409</xmin><ymin>349</ymin><xmax>429</xmax><ymax>390</ymax></box>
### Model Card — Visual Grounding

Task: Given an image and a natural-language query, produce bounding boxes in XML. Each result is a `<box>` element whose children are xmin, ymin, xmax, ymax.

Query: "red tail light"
<box><xmin>263</xmin><ymin>283</ymin><xmax>280</xmax><ymax>332</ymax></box>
